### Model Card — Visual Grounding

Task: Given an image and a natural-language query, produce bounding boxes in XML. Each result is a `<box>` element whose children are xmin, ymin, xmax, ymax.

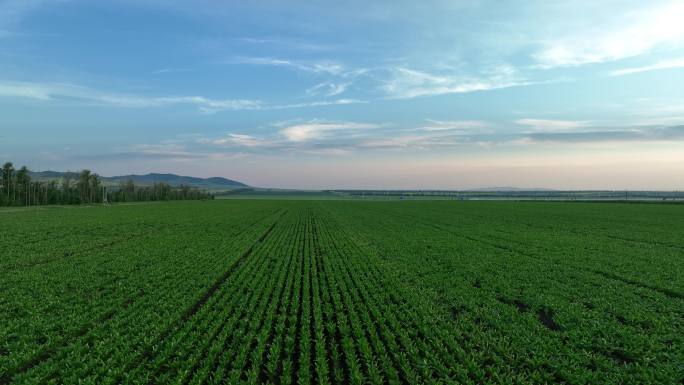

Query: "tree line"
<box><xmin>0</xmin><ymin>162</ymin><xmax>213</xmax><ymax>207</ymax></box>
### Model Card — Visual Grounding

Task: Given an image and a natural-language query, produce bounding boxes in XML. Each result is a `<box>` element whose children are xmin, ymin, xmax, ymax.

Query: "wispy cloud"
<box><xmin>74</xmin><ymin>144</ymin><xmax>208</xmax><ymax>161</ymax></box>
<box><xmin>515</xmin><ymin>119</ymin><xmax>591</xmax><ymax>132</ymax></box>
<box><xmin>610</xmin><ymin>57</ymin><xmax>684</xmax><ymax>76</ymax></box>
<box><xmin>382</xmin><ymin>67</ymin><xmax>529</xmax><ymax>99</ymax></box>
<box><xmin>75</xmin><ymin>142</ymin><xmax>249</xmax><ymax>163</ymax></box>
<box><xmin>152</xmin><ymin>68</ymin><xmax>194</xmax><ymax>74</ymax></box>
<box><xmin>227</xmin><ymin>56</ymin><xmax>345</xmax><ymax>75</ymax></box>
<box><xmin>301</xmin><ymin>148</ymin><xmax>352</xmax><ymax>156</ymax></box>
<box><xmin>208</xmin><ymin>119</ymin><xmax>495</xmax><ymax>153</ymax></box>
<box><xmin>306</xmin><ymin>82</ymin><xmax>350</xmax><ymax>97</ymax></box>
<box><xmin>207</xmin><ymin>119</ymin><xmax>384</xmax><ymax>156</ymax></box>
<box><xmin>0</xmin><ymin>81</ymin><xmax>52</xmax><ymax>99</ymax></box>
<box><xmin>524</xmin><ymin>125</ymin><xmax>684</xmax><ymax>143</ymax></box>
<box><xmin>234</xmin><ymin>37</ymin><xmax>332</xmax><ymax>51</ymax></box>
<box><xmin>417</xmin><ymin>119</ymin><xmax>490</xmax><ymax>132</ymax></box>
<box><xmin>271</xmin><ymin>98</ymin><xmax>365</xmax><ymax>109</ymax></box>
<box><xmin>0</xmin><ymin>81</ymin><xmax>367</xmax><ymax>112</ymax></box>
<box><xmin>191</xmin><ymin>119</ymin><xmax>684</xmax><ymax>159</ymax></box>
<box><xmin>534</xmin><ymin>2</ymin><xmax>684</xmax><ymax>68</ymax></box>
<box><xmin>0</xmin><ymin>81</ymin><xmax>262</xmax><ymax>112</ymax></box>
<box><xmin>280</xmin><ymin>120</ymin><xmax>380</xmax><ymax>142</ymax></box>
<box><xmin>211</xmin><ymin>134</ymin><xmax>276</xmax><ymax>148</ymax></box>
<box><xmin>122</xmin><ymin>144</ymin><xmax>206</xmax><ymax>160</ymax></box>
<box><xmin>205</xmin><ymin>119</ymin><xmax>383</xmax><ymax>157</ymax></box>
<box><xmin>69</xmin><ymin>123</ymin><xmax>684</xmax><ymax>167</ymax></box>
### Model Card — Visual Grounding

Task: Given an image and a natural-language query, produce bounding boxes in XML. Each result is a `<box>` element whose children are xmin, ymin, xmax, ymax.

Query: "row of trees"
<box><xmin>0</xmin><ymin>162</ymin><xmax>213</xmax><ymax>207</ymax></box>
<box><xmin>109</xmin><ymin>179</ymin><xmax>213</xmax><ymax>202</ymax></box>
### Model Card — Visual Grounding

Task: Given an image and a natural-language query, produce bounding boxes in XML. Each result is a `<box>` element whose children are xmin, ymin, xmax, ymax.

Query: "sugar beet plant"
<box><xmin>0</xmin><ymin>200</ymin><xmax>682</xmax><ymax>384</ymax></box>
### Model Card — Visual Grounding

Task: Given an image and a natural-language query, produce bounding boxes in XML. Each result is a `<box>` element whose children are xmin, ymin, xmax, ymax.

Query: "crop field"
<box><xmin>1</xmin><ymin>200</ymin><xmax>682</xmax><ymax>384</ymax></box>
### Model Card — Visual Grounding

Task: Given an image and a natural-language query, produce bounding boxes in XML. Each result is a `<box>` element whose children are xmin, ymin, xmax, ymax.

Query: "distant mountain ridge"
<box><xmin>29</xmin><ymin>171</ymin><xmax>248</xmax><ymax>190</ymax></box>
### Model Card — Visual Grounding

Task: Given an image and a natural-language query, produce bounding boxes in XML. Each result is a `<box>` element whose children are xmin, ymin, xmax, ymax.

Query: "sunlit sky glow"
<box><xmin>1</xmin><ymin>0</ymin><xmax>683</xmax><ymax>189</ymax></box>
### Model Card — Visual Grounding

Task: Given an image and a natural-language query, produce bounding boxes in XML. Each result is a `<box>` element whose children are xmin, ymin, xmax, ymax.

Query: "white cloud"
<box><xmin>383</xmin><ymin>67</ymin><xmax>529</xmax><ymax>99</ymax></box>
<box><xmin>152</xmin><ymin>68</ymin><xmax>193</xmax><ymax>74</ymax></box>
<box><xmin>0</xmin><ymin>81</ymin><xmax>366</xmax><ymax>112</ymax></box>
<box><xmin>121</xmin><ymin>143</ymin><xmax>207</xmax><ymax>160</ymax></box>
<box><xmin>610</xmin><ymin>57</ymin><xmax>684</xmax><ymax>76</ymax></box>
<box><xmin>234</xmin><ymin>37</ymin><xmax>332</xmax><ymax>51</ymax></box>
<box><xmin>210</xmin><ymin>120</ymin><xmax>383</xmax><ymax>154</ymax></box>
<box><xmin>306</xmin><ymin>82</ymin><xmax>350</xmax><ymax>97</ymax></box>
<box><xmin>272</xmin><ymin>98</ymin><xmax>365</xmax><ymax>109</ymax></box>
<box><xmin>418</xmin><ymin>119</ymin><xmax>490</xmax><ymax>131</ymax></box>
<box><xmin>175</xmin><ymin>97</ymin><xmax>263</xmax><ymax>113</ymax></box>
<box><xmin>515</xmin><ymin>119</ymin><xmax>591</xmax><ymax>132</ymax></box>
<box><xmin>184</xmin><ymin>118</ymin><xmax>684</xmax><ymax>158</ymax></box>
<box><xmin>0</xmin><ymin>81</ymin><xmax>263</xmax><ymax>111</ymax></box>
<box><xmin>212</xmin><ymin>121</ymin><xmax>484</xmax><ymax>152</ymax></box>
<box><xmin>213</xmin><ymin>134</ymin><xmax>274</xmax><ymax>148</ymax></box>
<box><xmin>0</xmin><ymin>82</ymin><xmax>52</xmax><ymax>99</ymax></box>
<box><xmin>534</xmin><ymin>2</ymin><xmax>684</xmax><ymax>68</ymax></box>
<box><xmin>101</xmin><ymin>95</ymin><xmax>263</xmax><ymax>112</ymax></box>
<box><xmin>228</xmin><ymin>57</ymin><xmax>345</xmax><ymax>75</ymax></box>
<box><xmin>280</xmin><ymin>121</ymin><xmax>380</xmax><ymax>142</ymax></box>
<box><xmin>84</xmin><ymin>142</ymin><xmax>249</xmax><ymax>162</ymax></box>
<box><xmin>522</xmin><ymin>125</ymin><xmax>684</xmax><ymax>144</ymax></box>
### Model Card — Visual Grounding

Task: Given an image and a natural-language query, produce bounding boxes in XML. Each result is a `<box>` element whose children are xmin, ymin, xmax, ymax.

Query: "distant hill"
<box><xmin>29</xmin><ymin>171</ymin><xmax>248</xmax><ymax>191</ymax></box>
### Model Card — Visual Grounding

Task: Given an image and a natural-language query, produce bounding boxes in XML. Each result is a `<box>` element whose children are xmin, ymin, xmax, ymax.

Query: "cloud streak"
<box><xmin>515</xmin><ymin>119</ymin><xmax>591</xmax><ymax>132</ymax></box>
<box><xmin>210</xmin><ymin>119</ymin><xmax>684</xmax><ymax>155</ymax></box>
<box><xmin>0</xmin><ymin>81</ymin><xmax>366</xmax><ymax>112</ymax></box>
<box><xmin>525</xmin><ymin>125</ymin><xmax>684</xmax><ymax>143</ymax></box>
<box><xmin>211</xmin><ymin>134</ymin><xmax>276</xmax><ymax>148</ymax></box>
<box><xmin>610</xmin><ymin>57</ymin><xmax>684</xmax><ymax>76</ymax></box>
<box><xmin>306</xmin><ymin>82</ymin><xmax>350</xmax><ymax>97</ymax></box>
<box><xmin>207</xmin><ymin>119</ymin><xmax>384</xmax><ymax>155</ymax></box>
<box><xmin>280</xmin><ymin>121</ymin><xmax>380</xmax><ymax>142</ymax></box>
<box><xmin>270</xmin><ymin>98</ymin><xmax>366</xmax><ymax>110</ymax></box>
<box><xmin>417</xmin><ymin>119</ymin><xmax>490</xmax><ymax>132</ymax></box>
<box><xmin>0</xmin><ymin>81</ymin><xmax>263</xmax><ymax>112</ymax></box>
<box><xmin>227</xmin><ymin>56</ymin><xmax>345</xmax><ymax>75</ymax></box>
<box><xmin>234</xmin><ymin>37</ymin><xmax>333</xmax><ymax>51</ymax></box>
<box><xmin>382</xmin><ymin>67</ymin><xmax>530</xmax><ymax>99</ymax></box>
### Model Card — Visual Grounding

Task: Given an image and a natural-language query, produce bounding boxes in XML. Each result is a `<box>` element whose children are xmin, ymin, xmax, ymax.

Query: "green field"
<box><xmin>1</xmin><ymin>200</ymin><xmax>682</xmax><ymax>384</ymax></box>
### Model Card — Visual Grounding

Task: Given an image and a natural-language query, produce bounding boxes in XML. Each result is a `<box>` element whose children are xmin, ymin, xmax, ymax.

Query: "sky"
<box><xmin>1</xmin><ymin>0</ymin><xmax>684</xmax><ymax>190</ymax></box>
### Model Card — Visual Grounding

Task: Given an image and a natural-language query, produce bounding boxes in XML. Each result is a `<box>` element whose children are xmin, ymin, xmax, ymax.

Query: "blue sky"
<box><xmin>1</xmin><ymin>0</ymin><xmax>684</xmax><ymax>189</ymax></box>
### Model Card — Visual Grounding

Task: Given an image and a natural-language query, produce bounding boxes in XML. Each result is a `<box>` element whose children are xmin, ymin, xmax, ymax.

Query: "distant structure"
<box><xmin>102</xmin><ymin>186</ymin><xmax>109</xmax><ymax>205</ymax></box>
